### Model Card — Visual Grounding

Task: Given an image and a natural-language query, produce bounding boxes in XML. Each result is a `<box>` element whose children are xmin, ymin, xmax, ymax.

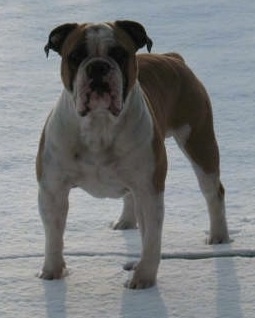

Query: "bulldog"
<box><xmin>37</xmin><ymin>20</ymin><xmax>229</xmax><ymax>289</ymax></box>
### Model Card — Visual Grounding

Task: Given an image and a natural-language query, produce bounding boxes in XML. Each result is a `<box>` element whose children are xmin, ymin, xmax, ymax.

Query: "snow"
<box><xmin>0</xmin><ymin>0</ymin><xmax>254</xmax><ymax>317</ymax></box>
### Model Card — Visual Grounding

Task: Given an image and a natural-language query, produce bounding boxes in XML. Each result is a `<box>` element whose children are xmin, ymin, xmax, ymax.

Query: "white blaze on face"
<box><xmin>73</xmin><ymin>24</ymin><xmax>124</xmax><ymax>117</ymax></box>
<box><xmin>86</xmin><ymin>23</ymin><xmax>115</xmax><ymax>56</ymax></box>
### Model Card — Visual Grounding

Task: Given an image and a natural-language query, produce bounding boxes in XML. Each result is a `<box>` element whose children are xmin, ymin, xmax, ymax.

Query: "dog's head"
<box><xmin>45</xmin><ymin>20</ymin><xmax>152</xmax><ymax>117</ymax></box>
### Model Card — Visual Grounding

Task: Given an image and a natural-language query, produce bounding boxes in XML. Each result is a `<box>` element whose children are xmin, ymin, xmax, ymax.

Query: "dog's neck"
<box><xmin>79</xmin><ymin>109</ymin><xmax>119</xmax><ymax>152</ymax></box>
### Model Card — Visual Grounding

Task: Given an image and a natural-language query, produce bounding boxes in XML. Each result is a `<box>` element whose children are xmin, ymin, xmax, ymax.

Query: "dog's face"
<box><xmin>45</xmin><ymin>21</ymin><xmax>152</xmax><ymax>117</ymax></box>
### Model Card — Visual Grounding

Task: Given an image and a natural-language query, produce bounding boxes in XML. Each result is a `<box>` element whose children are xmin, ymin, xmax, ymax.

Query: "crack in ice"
<box><xmin>0</xmin><ymin>249</ymin><xmax>255</xmax><ymax>261</ymax></box>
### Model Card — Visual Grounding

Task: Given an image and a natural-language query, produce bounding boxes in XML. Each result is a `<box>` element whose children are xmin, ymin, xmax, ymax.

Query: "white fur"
<box><xmin>171</xmin><ymin>124</ymin><xmax>191</xmax><ymax>147</ymax></box>
<box><xmin>86</xmin><ymin>23</ymin><xmax>115</xmax><ymax>56</ymax></box>
<box><xmin>191</xmin><ymin>163</ymin><xmax>229</xmax><ymax>244</ymax></box>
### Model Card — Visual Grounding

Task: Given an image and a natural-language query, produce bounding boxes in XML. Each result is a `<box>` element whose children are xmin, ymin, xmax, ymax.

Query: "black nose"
<box><xmin>86</xmin><ymin>61</ymin><xmax>111</xmax><ymax>79</ymax></box>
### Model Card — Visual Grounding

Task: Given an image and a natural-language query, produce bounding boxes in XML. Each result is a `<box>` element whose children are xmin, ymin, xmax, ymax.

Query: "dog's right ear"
<box><xmin>44</xmin><ymin>23</ymin><xmax>78</xmax><ymax>58</ymax></box>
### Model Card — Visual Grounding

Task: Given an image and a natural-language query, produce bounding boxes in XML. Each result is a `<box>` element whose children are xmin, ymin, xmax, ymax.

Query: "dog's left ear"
<box><xmin>115</xmin><ymin>20</ymin><xmax>153</xmax><ymax>53</ymax></box>
<box><xmin>44</xmin><ymin>23</ymin><xmax>78</xmax><ymax>57</ymax></box>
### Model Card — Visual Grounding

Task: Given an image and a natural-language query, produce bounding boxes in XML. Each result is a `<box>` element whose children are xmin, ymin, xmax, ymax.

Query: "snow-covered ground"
<box><xmin>0</xmin><ymin>0</ymin><xmax>254</xmax><ymax>317</ymax></box>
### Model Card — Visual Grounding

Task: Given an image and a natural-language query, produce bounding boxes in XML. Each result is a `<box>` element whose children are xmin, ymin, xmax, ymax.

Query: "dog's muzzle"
<box><xmin>87</xmin><ymin>60</ymin><xmax>111</xmax><ymax>81</ymax></box>
<box><xmin>87</xmin><ymin>61</ymin><xmax>111</xmax><ymax>96</ymax></box>
<box><xmin>76</xmin><ymin>58</ymin><xmax>123</xmax><ymax>117</ymax></box>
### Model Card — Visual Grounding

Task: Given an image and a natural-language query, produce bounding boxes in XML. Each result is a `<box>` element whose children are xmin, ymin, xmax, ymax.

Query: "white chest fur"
<box><xmin>73</xmin><ymin>149</ymin><xmax>128</xmax><ymax>198</ymax></box>
<box><xmin>42</xmin><ymin>83</ymin><xmax>155</xmax><ymax>199</ymax></box>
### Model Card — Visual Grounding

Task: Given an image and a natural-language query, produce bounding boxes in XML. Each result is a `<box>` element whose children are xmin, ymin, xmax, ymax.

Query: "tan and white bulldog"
<box><xmin>37</xmin><ymin>20</ymin><xmax>229</xmax><ymax>289</ymax></box>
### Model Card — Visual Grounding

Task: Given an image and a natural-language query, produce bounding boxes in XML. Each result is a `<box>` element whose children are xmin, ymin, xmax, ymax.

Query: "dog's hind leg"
<box><xmin>112</xmin><ymin>193</ymin><xmax>137</xmax><ymax>230</ymax></box>
<box><xmin>191</xmin><ymin>163</ymin><xmax>229</xmax><ymax>244</ymax></box>
<box><xmin>174</xmin><ymin>123</ymin><xmax>230</xmax><ymax>244</ymax></box>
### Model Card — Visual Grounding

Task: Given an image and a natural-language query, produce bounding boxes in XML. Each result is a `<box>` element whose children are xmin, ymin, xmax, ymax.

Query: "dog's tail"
<box><xmin>163</xmin><ymin>52</ymin><xmax>185</xmax><ymax>63</ymax></box>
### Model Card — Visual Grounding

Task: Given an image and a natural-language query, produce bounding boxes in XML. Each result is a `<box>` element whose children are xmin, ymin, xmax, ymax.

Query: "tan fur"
<box><xmin>108</xmin><ymin>22</ymin><xmax>138</xmax><ymax>97</ymax></box>
<box><xmin>138</xmin><ymin>53</ymin><xmax>220</xmax><ymax>174</ymax></box>
<box><xmin>36</xmin><ymin>111</ymin><xmax>53</xmax><ymax>181</ymax></box>
<box><xmin>143</xmin><ymin>94</ymin><xmax>167</xmax><ymax>193</ymax></box>
<box><xmin>60</xmin><ymin>24</ymin><xmax>88</xmax><ymax>90</ymax></box>
<box><xmin>36</xmin><ymin>127</ymin><xmax>45</xmax><ymax>181</ymax></box>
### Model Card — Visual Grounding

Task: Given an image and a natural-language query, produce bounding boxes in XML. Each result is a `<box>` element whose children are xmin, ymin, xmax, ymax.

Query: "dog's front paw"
<box><xmin>125</xmin><ymin>265</ymin><xmax>156</xmax><ymax>289</ymax></box>
<box><xmin>37</xmin><ymin>261</ymin><xmax>67</xmax><ymax>280</ymax></box>
<box><xmin>125</xmin><ymin>275</ymin><xmax>156</xmax><ymax>289</ymax></box>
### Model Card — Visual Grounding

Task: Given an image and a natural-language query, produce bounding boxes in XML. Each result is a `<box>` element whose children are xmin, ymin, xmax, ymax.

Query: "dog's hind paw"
<box><xmin>123</xmin><ymin>260</ymin><xmax>138</xmax><ymax>271</ymax></box>
<box><xmin>111</xmin><ymin>219</ymin><xmax>137</xmax><ymax>230</ymax></box>
<box><xmin>206</xmin><ymin>232</ymin><xmax>231</xmax><ymax>245</ymax></box>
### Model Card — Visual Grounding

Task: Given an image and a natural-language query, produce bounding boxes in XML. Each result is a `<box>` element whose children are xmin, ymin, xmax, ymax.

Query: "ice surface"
<box><xmin>0</xmin><ymin>0</ymin><xmax>254</xmax><ymax>317</ymax></box>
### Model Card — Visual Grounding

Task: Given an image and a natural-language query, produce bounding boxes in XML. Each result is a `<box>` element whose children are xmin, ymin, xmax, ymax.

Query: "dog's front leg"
<box><xmin>125</xmin><ymin>190</ymin><xmax>164</xmax><ymax>289</ymax></box>
<box><xmin>38</xmin><ymin>184</ymin><xmax>70</xmax><ymax>280</ymax></box>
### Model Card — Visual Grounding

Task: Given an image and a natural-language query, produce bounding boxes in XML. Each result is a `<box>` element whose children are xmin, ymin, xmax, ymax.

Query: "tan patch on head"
<box><xmin>108</xmin><ymin>22</ymin><xmax>138</xmax><ymax>94</ymax></box>
<box><xmin>107</xmin><ymin>22</ymin><xmax>137</xmax><ymax>53</ymax></box>
<box><xmin>60</xmin><ymin>24</ymin><xmax>88</xmax><ymax>90</ymax></box>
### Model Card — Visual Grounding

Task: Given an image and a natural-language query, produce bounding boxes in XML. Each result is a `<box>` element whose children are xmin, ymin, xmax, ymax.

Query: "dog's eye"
<box><xmin>108</xmin><ymin>46</ymin><xmax>129</xmax><ymax>65</ymax></box>
<box><xmin>68</xmin><ymin>47</ymin><xmax>87</xmax><ymax>66</ymax></box>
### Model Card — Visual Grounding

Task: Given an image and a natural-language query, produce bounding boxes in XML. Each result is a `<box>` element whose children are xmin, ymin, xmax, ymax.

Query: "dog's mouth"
<box><xmin>78</xmin><ymin>80</ymin><xmax>121</xmax><ymax>117</ymax></box>
<box><xmin>75</xmin><ymin>60</ymin><xmax>123</xmax><ymax>117</ymax></box>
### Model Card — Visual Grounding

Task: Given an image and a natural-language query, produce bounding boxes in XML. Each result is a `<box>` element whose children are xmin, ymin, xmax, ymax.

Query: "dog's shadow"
<box><xmin>120</xmin><ymin>231</ymin><xmax>168</xmax><ymax>318</ymax></box>
<box><xmin>214</xmin><ymin>248</ymin><xmax>244</xmax><ymax>318</ymax></box>
<box><xmin>41</xmin><ymin>228</ymin><xmax>168</xmax><ymax>318</ymax></box>
<box><xmin>42</xmin><ymin>279</ymin><xmax>67</xmax><ymax>318</ymax></box>
<box><xmin>120</xmin><ymin>286</ymin><xmax>168</xmax><ymax>318</ymax></box>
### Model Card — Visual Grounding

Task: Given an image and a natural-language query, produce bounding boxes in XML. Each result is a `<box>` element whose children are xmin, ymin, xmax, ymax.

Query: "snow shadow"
<box><xmin>214</xmin><ymin>250</ymin><xmax>243</xmax><ymax>318</ymax></box>
<box><xmin>42</xmin><ymin>279</ymin><xmax>67</xmax><ymax>318</ymax></box>
<box><xmin>120</xmin><ymin>231</ymin><xmax>168</xmax><ymax>318</ymax></box>
<box><xmin>120</xmin><ymin>287</ymin><xmax>168</xmax><ymax>318</ymax></box>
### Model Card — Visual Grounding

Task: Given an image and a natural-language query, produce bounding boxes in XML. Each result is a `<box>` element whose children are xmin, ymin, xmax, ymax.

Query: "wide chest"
<box><xmin>70</xmin><ymin>153</ymin><xmax>129</xmax><ymax>199</ymax></box>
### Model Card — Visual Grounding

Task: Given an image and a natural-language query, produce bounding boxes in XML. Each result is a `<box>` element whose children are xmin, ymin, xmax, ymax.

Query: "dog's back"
<box><xmin>137</xmin><ymin>52</ymin><xmax>212</xmax><ymax>138</ymax></box>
